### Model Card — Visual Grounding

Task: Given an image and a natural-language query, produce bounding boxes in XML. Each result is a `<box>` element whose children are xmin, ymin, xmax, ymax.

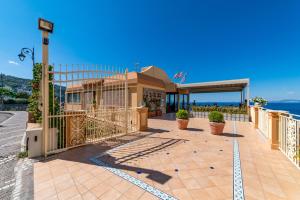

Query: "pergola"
<box><xmin>177</xmin><ymin>78</ymin><xmax>250</xmax><ymax>107</ymax></box>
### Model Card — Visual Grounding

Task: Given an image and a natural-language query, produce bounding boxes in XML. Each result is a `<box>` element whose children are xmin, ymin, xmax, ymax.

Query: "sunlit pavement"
<box><xmin>34</xmin><ymin>116</ymin><xmax>300</xmax><ymax>200</ymax></box>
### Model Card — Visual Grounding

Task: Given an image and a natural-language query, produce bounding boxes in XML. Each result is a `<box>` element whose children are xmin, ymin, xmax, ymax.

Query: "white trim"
<box><xmin>233</xmin><ymin>121</ymin><xmax>245</xmax><ymax>200</ymax></box>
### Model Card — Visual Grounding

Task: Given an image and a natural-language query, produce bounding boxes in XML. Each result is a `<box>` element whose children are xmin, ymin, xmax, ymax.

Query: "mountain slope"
<box><xmin>0</xmin><ymin>74</ymin><xmax>65</xmax><ymax>99</ymax></box>
<box><xmin>0</xmin><ymin>74</ymin><xmax>31</xmax><ymax>93</ymax></box>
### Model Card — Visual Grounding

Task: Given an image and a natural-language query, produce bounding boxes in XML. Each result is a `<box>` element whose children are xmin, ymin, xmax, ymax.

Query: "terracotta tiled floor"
<box><xmin>34</xmin><ymin>116</ymin><xmax>300</xmax><ymax>200</ymax></box>
<box><xmin>236</xmin><ymin>122</ymin><xmax>300</xmax><ymax>200</ymax></box>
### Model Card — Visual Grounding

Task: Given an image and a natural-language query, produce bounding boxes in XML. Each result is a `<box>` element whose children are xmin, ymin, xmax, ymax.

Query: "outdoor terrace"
<box><xmin>34</xmin><ymin>115</ymin><xmax>300</xmax><ymax>200</ymax></box>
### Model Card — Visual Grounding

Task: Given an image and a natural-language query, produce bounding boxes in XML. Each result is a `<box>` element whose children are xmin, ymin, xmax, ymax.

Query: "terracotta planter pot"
<box><xmin>148</xmin><ymin>111</ymin><xmax>156</xmax><ymax>118</ymax></box>
<box><xmin>156</xmin><ymin>110</ymin><xmax>162</xmax><ymax>116</ymax></box>
<box><xmin>209</xmin><ymin>122</ymin><xmax>225</xmax><ymax>135</ymax></box>
<box><xmin>177</xmin><ymin>118</ymin><xmax>189</xmax><ymax>130</ymax></box>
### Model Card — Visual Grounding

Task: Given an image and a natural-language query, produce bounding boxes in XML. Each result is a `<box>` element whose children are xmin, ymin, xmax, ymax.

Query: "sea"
<box><xmin>194</xmin><ymin>102</ymin><xmax>300</xmax><ymax>116</ymax></box>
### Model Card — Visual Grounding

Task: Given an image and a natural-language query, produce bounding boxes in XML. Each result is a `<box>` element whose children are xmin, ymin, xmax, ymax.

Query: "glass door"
<box><xmin>166</xmin><ymin>93</ymin><xmax>178</xmax><ymax>113</ymax></box>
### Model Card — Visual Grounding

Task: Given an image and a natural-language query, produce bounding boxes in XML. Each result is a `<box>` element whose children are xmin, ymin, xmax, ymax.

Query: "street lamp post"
<box><xmin>38</xmin><ymin>18</ymin><xmax>54</xmax><ymax>157</ymax></box>
<box><xmin>18</xmin><ymin>47</ymin><xmax>35</xmax><ymax>66</ymax></box>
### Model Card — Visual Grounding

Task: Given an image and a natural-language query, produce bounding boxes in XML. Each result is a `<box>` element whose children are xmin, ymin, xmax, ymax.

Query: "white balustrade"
<box><xmin>258</xmin><ymin>108</ymin><xmax>269</xmax><ymax>138</ymax></box>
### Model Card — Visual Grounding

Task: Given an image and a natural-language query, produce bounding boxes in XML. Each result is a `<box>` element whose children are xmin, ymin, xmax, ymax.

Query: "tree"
<box><xmin>0</xmin><ymin>87</ymin><xmax>16</xmax><ymax>98</ymax></box>
<box><xmin>15</xmin><ymin>91</ymin><xmax>30</xmax><ymax>99</ymax></box>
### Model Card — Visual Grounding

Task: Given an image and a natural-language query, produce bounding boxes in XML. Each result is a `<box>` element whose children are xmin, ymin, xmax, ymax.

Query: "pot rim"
<box><xmin>176</xmin><ymin>118</ymin><xmax>189</xmax><ymax>121</ymax></box>
<box><xmin>209</xmin><ymin>121</ymin><xmax>225</xmax><ymax>124</ymax></box>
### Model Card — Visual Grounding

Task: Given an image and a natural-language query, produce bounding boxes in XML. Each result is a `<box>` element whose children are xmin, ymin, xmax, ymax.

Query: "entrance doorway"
<box><xmin>166</xmin><ymin>93</ymin><xmax>178</xmax><ymax>113</ymax></box>
<box><xmin>166</xmin><ymin>93</ymin><xmax>191</xmax><ymax>113</ymax></box>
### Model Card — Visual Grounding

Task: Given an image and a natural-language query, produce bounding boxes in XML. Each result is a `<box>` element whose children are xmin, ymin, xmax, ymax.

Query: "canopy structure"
<box><xmin>177</xmin><ymin>78</ymin><xmax>250</xmax><ymax>106</ymax></box>
<box><xmin>177</xmin><ymin>78</ymin><xmax>249</xmax><ymax>93</ymax></box>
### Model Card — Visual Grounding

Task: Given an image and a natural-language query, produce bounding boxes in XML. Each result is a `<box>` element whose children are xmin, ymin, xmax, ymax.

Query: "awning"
<box><xmin>177</xmin><ymin>78</ymin><xmax>249</xmax><ymax>93</ymax></box>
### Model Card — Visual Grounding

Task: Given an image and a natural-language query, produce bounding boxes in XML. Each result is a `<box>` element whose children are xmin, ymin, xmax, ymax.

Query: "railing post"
<box><xmin>254</xmin><ymin>106</ymin><xmax>259</xmax><ymax>129</ymax></box>
<box><xmin>125</xmin><ymin>68</ymin><xmax>128</xmax><ymax>134</ymax></box>
<box><xmin>268</xmin><ymin>111</ymin><xmax>280</xmax><ymax>149</ymax></box>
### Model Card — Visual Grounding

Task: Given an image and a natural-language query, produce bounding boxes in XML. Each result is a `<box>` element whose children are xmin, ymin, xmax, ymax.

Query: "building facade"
<box><xmin>65</xmin><ymin>66</ymin><xmax>250</xmax><ymax>117</ymax></box>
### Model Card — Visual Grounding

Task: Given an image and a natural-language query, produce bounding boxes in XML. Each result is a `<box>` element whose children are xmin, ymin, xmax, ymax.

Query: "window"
<box><xmin>67</xmin><ymin>93</ymin><xmax>80</xmax><ymax>103</ymax></box>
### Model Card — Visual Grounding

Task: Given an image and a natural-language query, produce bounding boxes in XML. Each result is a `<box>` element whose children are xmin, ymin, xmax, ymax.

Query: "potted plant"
<box><xmin>252</xmin><ymin>97</ymin><xmax>267</xmax><ymax>107</ymax></box>
<box><xmin>208</xmin><ymin>111</ymin><xmax>225</xmax><ymax>135</ymax></box>
<box><xmin>148</xmin><ymin>101</ymin><xmax>157</xmax><ymax>117</ymax></box>
<box><xmin>155</xmin><ymin>100</ymin><xmax>162</xmax><ymax>116</ymax></box>
<box><xmin>176</xmin><ymin>109</ymin><xmax>189</xmax><ymax>129</ymax></box>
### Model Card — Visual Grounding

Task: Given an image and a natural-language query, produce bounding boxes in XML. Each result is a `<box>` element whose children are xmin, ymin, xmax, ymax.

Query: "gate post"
<box><xmin>125</xmin><ymin>69</ymin><xmax>128</xmax><ymax>134</ymax></box>
<box><xmin>42</xmin><ymin>31</ymin><xmax>49</xmax><ymax>157</ymax></box>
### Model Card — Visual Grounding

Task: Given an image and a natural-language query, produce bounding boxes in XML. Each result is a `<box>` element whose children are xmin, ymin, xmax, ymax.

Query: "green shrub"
<box><xmin>0</xmin><ymin>87</ymin><xmax>15</xmax><ymax>98</ymax></box>
<box><xmin>4</xmin><ymin>98</ymin><xmax>28</xmax><ymax>104</ymax></box>
<box><xmin>191</xmin><ymin>105</ymin><xmax>247</xmax><ymax>114</ymax></box>
<box><xmin>176</xmin><ymin>109</ymin><xmax>189</xmax><ymax>119</ymax></box>
<box><xmin>28</xmin><ymin>63</ymin><xmax>58</xmax><ymax>123</ymax></box>
<box><xmin>208</xmin><ymin>111</ymin><xmax>225</xmax><ymax>123</ymax></box>
<box><xmin>18</xmin><ymin>151</ymin><xmax>28</xmax><ymax>158</ymax></box>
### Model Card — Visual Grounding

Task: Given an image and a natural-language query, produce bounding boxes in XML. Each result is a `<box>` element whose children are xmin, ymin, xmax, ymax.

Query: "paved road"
<box><xmin>0</xmin><ymin>112</ymin><xmax>34</xmax><ymax>200</ymax></box>
<box><xmin>0</xmin><ymin>112</ymin><xmax>13</xmax><ymax>124</ymax></box>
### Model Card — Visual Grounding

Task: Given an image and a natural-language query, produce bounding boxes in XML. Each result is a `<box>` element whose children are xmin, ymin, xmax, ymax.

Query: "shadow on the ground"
<box><xmin>99</xmin><ymin>136</ymin><xmax>187</xmax><ymax>184</ymax></box>
<box><xmin>103</xmin><ymin>154</ymin><xmax>172</xmax><ymax>184</ymax></box>
<box><xmin>186</xmin><ymin>128</ymin><xmax>204</xmax><ymax>132</ymax></box>
<box><xmin>219</xmin><ymin>133</ymin><xmax>244</xmax><ymax>137</ymax></box>
<box><xmin>42</xmin><ymin>129</ymin><xmax>187</xmax><ymax>185</ymax></box>
<box><xmin>146</xmin><ymin>128</ymin><xmax>170</xmax><ymax>133</ymax></box>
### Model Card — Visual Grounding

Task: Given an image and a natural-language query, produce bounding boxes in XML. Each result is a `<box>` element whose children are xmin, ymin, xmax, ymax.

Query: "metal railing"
<box><xmin>190</xmin><ymin>111</ymin><xmax>249</xmax><ymax>122</ymax></box>
<box><xmin>45</xmin><ymin>64</ymin><xmax>137</xmax><ymax>155</ymax></box>
<box><xmin>279</xmin><ymin>114</ymin><xmax>300</xmax><ymax>168</ymax></box>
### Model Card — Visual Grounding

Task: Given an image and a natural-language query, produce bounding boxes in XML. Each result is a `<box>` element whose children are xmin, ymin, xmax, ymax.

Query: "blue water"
<box><xmin>264</xmin><ymin>103</ymin><xmax>300</xmax><ymax>116</ymax></box>
<box><xmin>193</xmin><ymin>102</ymin><xmax>300</xmax><ymax>116</ymax></box>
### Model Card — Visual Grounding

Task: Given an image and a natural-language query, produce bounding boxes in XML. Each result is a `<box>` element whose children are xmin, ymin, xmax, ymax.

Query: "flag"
<box><xmin>180</xmin><ymin>73</ymin><xmax>187</xmax><ymax>83</ymax></box>
<box><xmin>174</xmin><ymin>72</ymin><xmax>183</xmax><ymax>79</ymax></box>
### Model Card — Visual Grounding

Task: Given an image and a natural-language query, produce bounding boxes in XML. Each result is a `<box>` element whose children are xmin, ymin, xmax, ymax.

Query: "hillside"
<box><xmin>0</xmin><ymin>74</ymin><xmax>65</xmax><ymax>100</ymax></box>
<box><xmin>1</xmin><ymin>74</ymin><xmax>32</xmax><ymax>93</ymax></box>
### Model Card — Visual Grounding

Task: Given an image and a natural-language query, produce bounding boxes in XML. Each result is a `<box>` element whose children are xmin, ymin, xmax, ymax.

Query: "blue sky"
<box><xmin>0</xmin><ymin>0</ymin><xmax>300</xmax><ymax>101</ymax></box>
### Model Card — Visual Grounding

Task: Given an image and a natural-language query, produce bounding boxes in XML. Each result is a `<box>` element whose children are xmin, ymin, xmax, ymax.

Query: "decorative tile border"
<box><xmin>233</xmin><ymin>121</ymin><xmax>245</xmax><ymax>200</ymax></box>
<box><xmin>89</xmin><ymin>141</ymin><xmax>178</xmax><ymax>200</ymax></box>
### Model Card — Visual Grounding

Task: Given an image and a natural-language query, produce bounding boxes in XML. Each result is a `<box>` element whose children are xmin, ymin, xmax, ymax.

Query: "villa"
<box><xmin>2</xmin><ymin>2</ymin><xmax>300</xmax><ymax>200</ymax></box>
<box><xmin>65</xmin><ymin>65</ymin><xmax>250</xmax><ymax>117</ymax></box>
<box><xmin>27</xmin><ymin>65</ymin><xmax>300</xmax><ymax>200</ymax></box>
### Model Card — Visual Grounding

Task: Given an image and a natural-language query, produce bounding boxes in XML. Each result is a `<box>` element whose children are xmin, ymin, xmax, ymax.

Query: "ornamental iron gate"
<box><xmin>43</xmin><ymin>64</ymin><xmax>137</xmax><ymax>155</ymax></box>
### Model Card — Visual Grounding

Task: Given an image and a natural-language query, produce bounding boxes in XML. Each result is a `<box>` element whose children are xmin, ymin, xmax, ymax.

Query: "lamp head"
<box><xmin>18</xmin><ymin>52</ymin><xmax>26</xmax><ymax>61</ymax></box>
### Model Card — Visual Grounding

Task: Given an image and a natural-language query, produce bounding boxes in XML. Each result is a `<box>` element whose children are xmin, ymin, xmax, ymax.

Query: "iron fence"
<box><xmin>279</xmin><ymin>114</ymin><xmax>300</xmax><ymax>168</ymax></box>
<box><xmin>190</xmin><ymin>111</ymin><xmax>249</xmax><ymax>122</ymax></box>
<box><xmin>44</xmin><ymin>64</ymin><xmax>137</xmax><ymax>155</ymax></box>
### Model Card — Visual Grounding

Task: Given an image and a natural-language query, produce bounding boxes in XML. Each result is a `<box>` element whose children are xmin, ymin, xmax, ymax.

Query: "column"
<box><xmin>268</xmin><ymin>111</ymin><xmax>280</xmax><ymax>149</ymax></box>
<box><xmin>136</xmin><ymin>107</ymin><xmax>148</xmax><ymax>131</ymax></box>
<box><xmin>254</xmin><ymin>106</ymin><xmax>259</xmax><ymax>128</ymax></box>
